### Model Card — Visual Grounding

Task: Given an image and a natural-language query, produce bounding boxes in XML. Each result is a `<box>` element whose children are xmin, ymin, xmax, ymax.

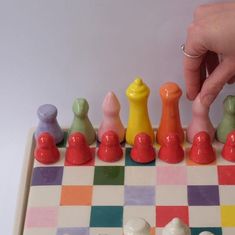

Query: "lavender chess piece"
<box><xmin>35</xmin><ymin>104</ymin><xmax>64</xmax><ymax>144</ymax></box>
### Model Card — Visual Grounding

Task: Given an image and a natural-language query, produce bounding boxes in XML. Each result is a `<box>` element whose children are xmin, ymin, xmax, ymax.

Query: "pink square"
<box><xmin>156</xmin><ymin>166</ymin><xmax>187</xmax><ymax>185</ymax></box>
<box><xmin>25</xmin><ymin>207</ymin><xmax>58</xmax><ymax>228</ymax></box>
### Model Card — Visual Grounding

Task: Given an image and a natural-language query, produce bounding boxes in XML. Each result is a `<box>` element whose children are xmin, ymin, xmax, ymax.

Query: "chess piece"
<box><xmin>157</xmin><ymin>82</ymin><xmax>184</xmax><ymax>145</ymax></box>
<box><xmin>199</xmin><ymin>232</ymin><xmax>215</xmax><ymax>235</ymax></box>
<box><xmin>216</xmin><ymin>95</ymin><xmax>235</xmax><ymax>143</ymax></box>
<box><xmin>131</xmin><ymin>132</ymin><xmax>155</xmax><ymax>163</ymax></box>
<box><xmin>187</xmin><ymin>93</ymin><xmax>215</xmax><ymax>143</ymax></box>
<box><xmin>34</xmin><ymin>132</ymin><xmax>60</xmax><ymax>164</ymax></box>
<box><xmin>69</xmin><ymin>98</ymin><xmax>96</xmax><ymax>145</ymax></box>
<box><xmin>98</xmin><ymin>130</ymin><xmax>123</xmax><ymax>162</ymax></box>
<box><xmin>158</xmin><ymin>133</ymin><xmax>184</xmax><ymax>163</ymax></box>
<box><xmin>98</xmin><ymin>91</ymin><xmax>125</xmax><ymax>143</ymax></box>
<box><xmin>126</xmin><ymin>78</ymin><xmax>154</xmax><ymax>145</ymax></box>
<box><xmin>162</xmin><ymin>217</ymin><xmax>191</xmax><ymax>235</ymax></box>
<box><xmin>65</xmin><ymin>132</ymin><xmax>92</xmax><ymax>165</ymax></box>
<box><xmin>35</xmin><ymin>104</ymin><xmax>64</xmax><ymax>144</ymax></box>
<box><xmin>123</xmin><ymin>217</ymin><xmax>151</xmax><ymax>235</ymax></box>
<box><xmin>189</xmin><ymin>131</ymin><xmax>216</xmax><ymax>164</ymax></box>
<box><xmin>222</xmin><ymin>130</ymin><xmax>235</xmax><ymax>162</ymax></box>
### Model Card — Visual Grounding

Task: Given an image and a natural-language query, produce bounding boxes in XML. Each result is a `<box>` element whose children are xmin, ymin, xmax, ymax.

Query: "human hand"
<box><xmin>183</xmin><ymin>2</ymin><xmax>235</xmax><ymax>107</ymax></box>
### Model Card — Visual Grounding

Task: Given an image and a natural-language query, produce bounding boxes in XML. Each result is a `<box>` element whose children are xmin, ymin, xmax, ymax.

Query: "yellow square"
<box><xmin>221</xmin><ymin>205</ymin><xmax>235</xmax><ymax>227</ymax></box>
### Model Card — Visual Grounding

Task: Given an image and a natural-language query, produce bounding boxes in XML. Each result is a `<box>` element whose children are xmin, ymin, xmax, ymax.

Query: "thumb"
<box><xmin>200</xmin><ymin>58</ymin><xmax>235</xmax><ymax>106</ymax></box>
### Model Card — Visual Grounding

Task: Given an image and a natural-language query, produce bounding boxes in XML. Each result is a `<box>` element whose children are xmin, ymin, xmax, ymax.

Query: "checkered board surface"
<box><xmin>23</xmin><ymin>131</ymin><xmax>235</xmax><ymax>235</ymax></box>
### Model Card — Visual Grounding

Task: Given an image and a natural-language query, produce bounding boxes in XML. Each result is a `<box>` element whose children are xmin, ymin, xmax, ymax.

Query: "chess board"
<box><xmin>17</xmin><ymin>129</ymin><xmax>235</xmax><ymax>235</ymax></box>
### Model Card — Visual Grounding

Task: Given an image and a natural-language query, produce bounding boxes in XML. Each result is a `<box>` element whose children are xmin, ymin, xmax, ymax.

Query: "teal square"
<box><xmin>190</xmin><ymin>227</ymin><xmax>222</xmax><ymax>235</ymax></box>
<box><xmin>125</xmin><ymin>148</ymin><xmax>155</xmax><ymax>166</ymax></box>
<box><xmin>90</xmin><ymin>206</ymin><xmax>123</xmax><ymax>227</ymax></box>
<box><xmin>94</xmin><ymin>166</ymin><xmax>124</xmax><ymax>185</ymax></box>
<box><xmin>57</xmin><ymin>131</ymin><xmax>68</xmax><ymax>148</ymax></box>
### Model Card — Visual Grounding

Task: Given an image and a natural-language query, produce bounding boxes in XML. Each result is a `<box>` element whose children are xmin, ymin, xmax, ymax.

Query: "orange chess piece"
<box><xmin>157</xmin><ymin>82</ymin><xmax>184</xmax><ymax>145</ymax></box>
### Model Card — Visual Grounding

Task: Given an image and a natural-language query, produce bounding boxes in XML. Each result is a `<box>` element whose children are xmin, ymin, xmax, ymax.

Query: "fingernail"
<box><xmin>201</xmin><ymin>94</ymin><xmax>214</xmax><ymax>106</ymax></box>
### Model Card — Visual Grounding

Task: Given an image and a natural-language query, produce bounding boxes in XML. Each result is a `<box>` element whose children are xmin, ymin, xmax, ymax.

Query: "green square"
<box><xmin>90</xmin><ymin>206</ymin><xmax>123</xmax><ymax>227</ymax></box>
<box><xmin>190</xmin><ymin>227</ymin><xmax>222</xmax><ymax>235</ymax></box>
<box><xmin>125</xmin><ymin>147</ymin><xmax>155</xmax><ymax>166</ymax></box>
<box><xmin>57</xmin><ymin>131</ymin><xmax>68</xmax><ymax>148</ymax></box>
<box><xmin>94</xmin><ymin>166</ymin><xmax>124</xmax><ymax>185</ymax></box>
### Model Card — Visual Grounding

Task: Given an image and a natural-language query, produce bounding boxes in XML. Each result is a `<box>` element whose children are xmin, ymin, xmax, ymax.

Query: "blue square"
<box><xmin>90</xmin><ymin>206</ymin><xmax>123</xmax><ymax>227</ymax></box>
<box><xmin>125</xmin><ymin>148</ymin><xmax>155</xmax><ymax>166</ymax></box>
<box><xmin>56</xmin><ymin>227</ymin><xmax>89</xmax><ymax>235</ymax></box>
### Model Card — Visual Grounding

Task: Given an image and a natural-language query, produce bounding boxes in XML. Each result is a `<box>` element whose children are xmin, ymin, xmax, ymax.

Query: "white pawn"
<box><xmin>162</xmin><ymin>217</ymin><xmax>191</xmax><ymax>235</ymax></box>
<box><xmin>199</xmin><ymin>232</ymin><xmax>215</xmax><ymax>235</ymax></box>
<box><xmin>123</xmin><ymin>218</ymin><xmax>151</xmax><ymax>235</ymax></box>
<box><xmin>187</xmin><ymin>93</ymin><xmax>215</xmax><ymax>143</ymax></box>
<box><xmin>98</xmin><ymin>91</ymin><xmax>125</xmax><ymax>143</ymax></box>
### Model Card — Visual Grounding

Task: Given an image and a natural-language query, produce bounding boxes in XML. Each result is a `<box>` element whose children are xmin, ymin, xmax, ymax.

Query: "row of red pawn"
<box><xmin>34</xmin><ymin>130</ymin><xmax>235</xmax><ymax>165</ymax></box>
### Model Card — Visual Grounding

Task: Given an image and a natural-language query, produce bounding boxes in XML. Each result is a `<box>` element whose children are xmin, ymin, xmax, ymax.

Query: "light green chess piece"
<box><xmin>69</xmin><ymin>98</ymin><xmax>96</xmax><ymax>145</ymax></box>
<box><xmin>216</xmin><ymin>95</ymin><xmax>235</xmax><ymax>143</ymax></box>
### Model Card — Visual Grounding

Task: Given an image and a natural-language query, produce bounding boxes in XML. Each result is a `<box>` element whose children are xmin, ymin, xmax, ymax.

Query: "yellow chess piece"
<box><xmin>126</xmin><ymin>78</ymin><xmax>154</xmax><ymax>145</ymax></box>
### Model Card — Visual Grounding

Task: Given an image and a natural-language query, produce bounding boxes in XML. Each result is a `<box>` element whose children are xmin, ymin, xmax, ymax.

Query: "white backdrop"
<box><xmin>0</xmin><ymin>0</ymin><xmax>234</xmax><ymax>234</ymax></box>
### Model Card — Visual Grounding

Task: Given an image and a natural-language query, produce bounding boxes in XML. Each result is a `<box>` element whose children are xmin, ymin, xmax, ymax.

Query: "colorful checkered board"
<box><xmin>23</xmin><ymin>130</ymin><xmax>235</xmax><ymax>235</ymax></box>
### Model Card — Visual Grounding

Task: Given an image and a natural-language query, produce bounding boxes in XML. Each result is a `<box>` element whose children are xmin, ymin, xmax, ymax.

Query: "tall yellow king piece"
<box><xmin>126</xmin><ymin>78</ymin><xmax>154</xmax><ymax>145</ymax></box>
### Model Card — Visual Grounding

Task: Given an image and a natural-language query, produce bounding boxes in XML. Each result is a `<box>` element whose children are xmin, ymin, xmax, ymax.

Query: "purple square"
<box><xmin>31</xmin><ymin>167</ymin><xmax>63</xmax><ymax>186</ymax></box>
<box><xmin>56</xmin><ymin>227</ymin><xmax>89</xmax><ymax>235</ymax></box>
<box><xmin>125</xmin><ymin>186</ymin><xmax>155</xmax><ymax>205</ymax></box>
<box><xmin>187</xmin><ymin>185</ymin><xmax>219</xmax><ymax>206</ymax></box>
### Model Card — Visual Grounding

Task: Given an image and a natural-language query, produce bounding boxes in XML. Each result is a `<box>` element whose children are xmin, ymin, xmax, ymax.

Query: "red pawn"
<box><xmin>66</xmin><ymin>132</ymin><xmax>92</xmax><ymax>165</ymax></box>
<box><xmin>222</xmin><ymin>131</ymin><xmax>235</xmax><ymax>162</ymax></box>
<box><xmin>98</xmin><ymin>131</ymin><xmax>123</xmax><ymax>162</ymax></box>
<box><xmin>158</xmin><ymin>133</ymin><xmax>184</xmax><ymax>163</ymax></box>
<box><xmin>131</xmin><ymin>133</ymin><xmax>155</xmax><ymax>163</ymax></box>
<box><xmin>34</xmin><ymin>132</ymin><xmax>60</xmax><ymax>164</ymax></box>
<box><xmin>189</xmin><ymin>131</ymin><xmax>216</xmax><ymax>164</ymax></box>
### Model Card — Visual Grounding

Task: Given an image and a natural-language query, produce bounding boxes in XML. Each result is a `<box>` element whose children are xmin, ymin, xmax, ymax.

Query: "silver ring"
<box><xmin>181</xmin><ymin>44</ymin><xmax>202</xmax><ymax>59</ymax></box>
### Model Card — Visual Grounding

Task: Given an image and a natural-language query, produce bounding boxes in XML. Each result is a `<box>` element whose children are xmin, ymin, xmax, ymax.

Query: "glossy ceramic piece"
<box><xmin>187</xmin><ymin>93</ymin><xmax>215</xmax><ymax>143</ymax></box>
<box><xmin>158</xmin><ymin>133</ymin><xmax>184</xmax><ymax>163</ymax></box>
<box><xmin>216</xmin><ymin>95</ymin><xmax>235</xmax><ymax>143</ymax></box>
<box><xmin>98</xmin><ymin>91</ymin><xmax>125</xmax><ymax>142</ymax></box>
<box><xmin>199</xmin><ymin>232</ymin><xmax>215</xmax><ymax>235</ymax></box>
<box><xmin>69</xmin><ymin>98</ymin><xmax>96</xmax><ymax>145</ymax></box>
<box><xmin>65</xmin><ymin>132</ymin><xmax>92</xmax><ymax>165</ymax></box>
<box><xmin>189</xmin><ymin>131</ymin><xmax>216</xmax><ymax>164</ymax></box>
<box><xmin>126</xmin><ymin>78</ymin><xmax>154</xmax><ymax>145</ymax></box>
<box><xmin>131</xmin><ymin>132</ymin><xmax>155</xmax><ymax>163</ymax></box>
<box><xmin>222</xmin><ymin>130</ymin><xmax>235</xmax><ymax>162</ymax></box>
<box><xmin>97</xmin><ymin>130</ymin><xmax>123</xmax><ymax>162</ymax></box>
<box><xmin>162</xmin><ymin>217</ymin><xmax>191</xmax><ymax>235</ymax></box>
<box><xmin>34</xmin><ymin>132</ymin><xmax>60</xmax><ymax>164</ymax></box>
<box><xmin>123</xmin><ymin>217</ymin><xmax>151</xmax><ymax>235</ymax></box>
<box><xmin>157</xmin><ymin>82</ymin><xmax>184</xmax><ymax>145</ymax></box>
<box><xmin>35</xmin><ymin>104</ymin><xmax>64</xmax><ymax>144</ymax></box>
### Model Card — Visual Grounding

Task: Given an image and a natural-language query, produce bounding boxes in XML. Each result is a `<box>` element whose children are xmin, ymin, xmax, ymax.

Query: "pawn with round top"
<box><xmin>34</xmin><ymin>132</ymin><xmax>60</xmax><ymax>164</ymax></box>
<box><xmin>157</xmin><ymin>82</ymin><xmax>184</xmax><ymax>145</ymax></box>
<box><xmin>222</xmin><ymin>130</ymin><xmax>235</xmax><ymax>162</ymax></box>
<box><xmin>123</xmin><ymin>217</ymin><xmax>151</xmax><ymax>235</ymax></box>
<box><xmin>126</xmin><ymin>78</ymin><xmax>154</xmax><ymax>145</ymax></box>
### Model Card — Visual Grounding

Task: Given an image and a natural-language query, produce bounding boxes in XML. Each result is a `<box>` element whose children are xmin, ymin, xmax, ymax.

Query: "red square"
<box><xmin>218</xmin><ymin>165</ymin><xmax>235</xmax><ymax>185</ymax></box>
<box><xmin>64</xmin><ymin>147</ymin><xmax>95</xmax><ymax>166</ymax></box>
<box><xmin>156</xmin><ymin>206</ymin><xmax>189</xmax><ymax>227</ymax></box>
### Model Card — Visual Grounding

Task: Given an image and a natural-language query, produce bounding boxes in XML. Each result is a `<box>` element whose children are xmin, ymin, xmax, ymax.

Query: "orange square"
<box><xmin>60</xmin><ymin>186</ymin><xmax>92</xmax><ymax>205</ymax></box>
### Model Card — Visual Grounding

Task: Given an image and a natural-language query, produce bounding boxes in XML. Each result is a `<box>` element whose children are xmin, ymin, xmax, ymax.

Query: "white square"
<box><xmin>125</xmin><ymin>166</ymin><xmax>156</xmax><ymax>185</ymax></box>
<box><xmin>89</xmin><ymin>228</ymin><xmax>122</xmax><ymax>235</ymax></box>
<box><xmin>23</xmin><ymin>228</ymin><xmax>56</xmax><ymax>235</ymax></box>
<box><xmin>222</xmin><ymin>228</ymin><xmax>235</xmax><ymax>235</ymax></box>
<box><xmin>219</xmin><ymin>186</ymin><xmax>235</xmax><ymax>205</ymax></box>
<box><xmin>92</xmin><ymin>186</ymin><xmax>124</xmax><ymax>205</ymax></box>
<box><xmin>187</xmin><ymin>166</ymin><xmax>218</xmax><ymax>185</ymax></box>
<box><xmin>189</xmin><ymin>206</ymin><xmax>221</xmax><ymax>227</ymax></box>
<box><xmin>123</xmin><ymin>206</ymin><xmax>155</xmax><ymax>227</ymax></box>
<box><xmin>94</xmin><ymin>148</ymin><xmax>125</xmax><ymax>166</ymax></box>
<box><xmin>156</xmin><ymin>185</ymin><xmax>188</xmax><ymax>205</ymax></box>
<box><xmin>28</xmin><ymin>186</ymin><xmax>61</xmax><ymax>207</ymax></box>
<box><xmin>58</xmin><ymin>206</ymin><xmax>91</xmax><ymax>227</ymax></box>
<box><xmin>62</xmin><ymin>166</ymin><xmax>94</xmax><ymax>185</ymax></box>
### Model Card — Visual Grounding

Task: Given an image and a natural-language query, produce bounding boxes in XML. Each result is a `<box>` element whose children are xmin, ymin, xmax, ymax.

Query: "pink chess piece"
<box><xmin>98</xmin><ymin>91</ymin><xmax>125</xmax><ymax>143</ymax></box>
<box><xmin>187</xmin><ymin>93</ymin><xmax>215</xmax><ymax>143</ymax></box>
